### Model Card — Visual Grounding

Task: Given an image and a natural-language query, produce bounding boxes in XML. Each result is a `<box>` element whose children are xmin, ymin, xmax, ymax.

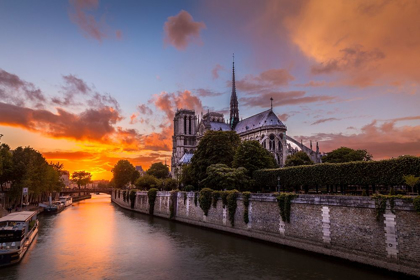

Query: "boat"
<box><xmin>59</xmin><ymin>196</ymin><xmax>72</xmax><ymax>207</ymax></box>
<box><xmin>0</xmin><ymin>211</ymin><xmax>39</xmax><ymax>267</ymax></box>
<box><xmin>39</xmin><ymin>201</ymin><xmax>65</xmax><ymax>214</ymax></box>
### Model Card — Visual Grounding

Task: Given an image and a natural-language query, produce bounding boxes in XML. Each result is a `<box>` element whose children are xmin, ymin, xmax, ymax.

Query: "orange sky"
<box><xmin>1</xmin><ymin>0</ymin><xmax>419</xmax><ymax>180</ymax></box>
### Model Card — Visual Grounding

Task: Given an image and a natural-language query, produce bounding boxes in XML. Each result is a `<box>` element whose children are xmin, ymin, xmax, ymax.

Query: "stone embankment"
<box><xmin>112</xmin><ymin>191</ymin><xmax>420</xmax><ymax>277</ymax></box>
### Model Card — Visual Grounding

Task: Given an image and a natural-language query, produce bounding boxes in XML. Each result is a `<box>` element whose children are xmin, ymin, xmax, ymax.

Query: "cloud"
<box><xmin>146</xmin><ymin>90</ymin><xmax>203</xmax><ymax>151</ymax></box>
<box><xmin>240</xmin><ymin>91</ymin><xmax>335</xmax><ymax>108</ymax></box>
<box><xmin>278</xmin><ymin>113</ymin><xmax>290</xmax><ymax>121</ymax></box>
<box><xmin>116</xmin><ymin>30</ymin><xmax>123</xmax><ymax>40</ymax></box>
<box><xmin>137</xmin><ymin>104</ymin><xmax>153</xmax><ymax>115</ymax></box>
<box><xmin>163</xmin><ymin>10</ymin><xmax>206</xmax><ymax>50</ymax></box>
<box><xmin>311</xmin><ymin>118</ymin><xmax>340</xmax><ymax>125</ymax></box>
<box><xmin>235</xmin><ymin>68</ymin><xmax>295</xmax><ymax>92</ymax></box>
<box><xmin>68</xmin><ymin>0</ymin><xmax>121</xmax><ymax>41</ymax></box>
<box><xmin>283</xmin><ymin>0</ymin><xmax>420</xmax><ymax>86</ymax></box>
<box><xmin>0</xmin><ymin>69</ymin><xmax>46</xmax><ymax>107</ymax></box>
<box><xmin>195</xmin><ymin>88</ymin><xmax>224</xmax><ymax>97</ymax></box>
<box><xmin>297</xmin><ymin>118</ymin><xmax>420</xmax><ymax>159</ymax></box>
<box><xmin>212</xmin><ymin>64</ymin><xmax>225</xmax><ymax>80</ymax></box>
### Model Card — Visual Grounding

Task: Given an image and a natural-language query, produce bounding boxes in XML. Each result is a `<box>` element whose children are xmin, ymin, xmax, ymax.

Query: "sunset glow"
<box><xmin>1</xmin><ymin>0</ymin><xmax>419</xmax><ymax>179</ymax></box>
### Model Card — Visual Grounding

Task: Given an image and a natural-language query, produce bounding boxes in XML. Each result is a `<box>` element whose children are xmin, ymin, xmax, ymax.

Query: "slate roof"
<box><xmin>234</xmin><ymin>109</ymin><xmax>286</xmax><ymax>134</ymax></box>
<box><xmin>209</xmin><ymin>122</ymin><xmax>231</xmax><ymax>131</ymax></box>
<box><xmin>179</xmin><ymin>153</ymin><xmax>193</xmax><ymax>164</ymax></box>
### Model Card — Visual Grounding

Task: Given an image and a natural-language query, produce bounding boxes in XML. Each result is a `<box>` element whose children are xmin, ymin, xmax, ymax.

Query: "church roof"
<box><xmin>210</xmin><ymin>122</ymin><xmax>231</xmax><ymax>131</ymax></box>
<box><xmin>179</xmin><ymin>153</ymin><xmax>193</xmax><ymax>165</ymax></box>
<box><xmin>234</xmin><ymin>109</ymin><xmax>286</xmax><ymax>134</ymax></box>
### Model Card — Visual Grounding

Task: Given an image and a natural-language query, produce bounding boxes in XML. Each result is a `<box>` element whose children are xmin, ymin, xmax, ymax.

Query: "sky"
<box><xmin>0</xmin><ymin>0</ymin><xmax>419</xmax><ymax>180</ymax></box>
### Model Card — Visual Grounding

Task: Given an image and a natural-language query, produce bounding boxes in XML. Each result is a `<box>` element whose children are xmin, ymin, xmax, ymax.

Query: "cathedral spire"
<box><xmin>230</xmin><ymin>53</ymin><xmax>239</xmax><ymax>129</ymax></box>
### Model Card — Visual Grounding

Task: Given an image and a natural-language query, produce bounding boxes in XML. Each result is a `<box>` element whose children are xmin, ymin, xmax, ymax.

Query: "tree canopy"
<box><xmin>190</xmin><ymin>131</ymin><xmax>241</xmax><ymax>184</ymax></box>
<box><xmin>71</xmin><ymin>171</ymin><xmax>92</xmax><ymax>189</ymax></box>
<box><xmin>135</xmin><ymin>174</ymin><xmax>160</xmax><ymax>190</ymax></box>
<box><xmin>112</xmin><ymin>160</ymin><xmax>136</xmax><ymax>188</ymax></box>
<box><xmin>322</xmin><ymin>147</ymin><xmax>372</xmax><ymax>163</ymax></box>
<box><xmin>200</xmin><ymin>164</ymin><xmax>252</xmax><ymax>191</ymax></box>
<box><xmin>0</xmin><ymin>144</ymin><xmax>13</xmax><ymax>191</ymax></box>
<box><xmin>9</xmin><ymin>146</ymin><xmax>63</xmax><ymax>198</ymax></box>
<box><xmin>232</xmin><ymin>140</ymin><xmax>277</xmax><ymax>176</ymax></box>
<box><xmin>146</xmin><ymin>162</ymin><xmax>170</xmax><ymax>179</ymax></box>
<box><xmin>285</xmin><ymin>151</ymin><xmax>314</xmax><ymax>167</ymax></box>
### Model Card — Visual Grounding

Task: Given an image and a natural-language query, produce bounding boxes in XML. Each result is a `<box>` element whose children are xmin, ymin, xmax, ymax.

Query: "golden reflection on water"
<box><xmin>51</xmin><ymin>194</ymin><xmax>116</xmax><ymax>278</ymax></box>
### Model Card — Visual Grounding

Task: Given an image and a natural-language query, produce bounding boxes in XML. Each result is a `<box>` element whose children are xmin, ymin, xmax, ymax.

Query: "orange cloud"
<box><xmin>212</xmin><ymin>64</ymin><xmax>225</xmax><ymax>80</ymax></box>
<box><xmin>235</xmin><ymin>68</ymin><xmax>295</xmax><ymax>92</ymax></box>
<box><xmin>240</xmin><ymin>91</ymin><xmax>335</xmax><ymax>108</ymax></box>
<box><xmin>145</xmin><ymin>90</ymin><xmax>203</xmax><ymax>151</ymax></box>
<box><xmin>283</xmin><ymin>0</ymin><xmax>420</xmax><ymax>86</ymax></box>
<box><xmin>68</xmin><ymin>0</ymin><xmax>121</xmax><ymax>41</ymax></box>
<box><xmin>298</xmin><ymin>117</ymin><xmax>420</xmax><ymax>159</ymax></box>
<box><xmin>164</xmin><ymin>10</ymin><xmax>206</xmax><ymax>50</ymax></box>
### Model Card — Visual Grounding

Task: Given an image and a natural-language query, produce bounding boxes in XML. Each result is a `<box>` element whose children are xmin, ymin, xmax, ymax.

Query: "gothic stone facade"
<box><xmin>171</xmin><ymin>61</ymin><xmax>321</xmax><ymax>175</ymax></box>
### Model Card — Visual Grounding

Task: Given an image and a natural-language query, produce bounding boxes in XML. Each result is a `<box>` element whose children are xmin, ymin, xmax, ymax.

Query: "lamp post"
<box><xmin>277</xmin><ymin>176</ymin><xmax>281</xmax><ymax>193</ymax></box>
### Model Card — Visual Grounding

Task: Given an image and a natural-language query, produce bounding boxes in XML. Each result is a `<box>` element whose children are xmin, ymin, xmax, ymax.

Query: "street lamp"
<box><xmin>277</xmin><ymin>176</ymin><xmax>281</xmax><ymax>193</ymax></box>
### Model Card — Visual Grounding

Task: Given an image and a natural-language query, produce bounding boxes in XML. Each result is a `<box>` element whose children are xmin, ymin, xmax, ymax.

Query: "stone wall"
<box><xmin>112</xmin><ymin>190</ymin><xmax>420</xmax><ymax>277</ymax></box>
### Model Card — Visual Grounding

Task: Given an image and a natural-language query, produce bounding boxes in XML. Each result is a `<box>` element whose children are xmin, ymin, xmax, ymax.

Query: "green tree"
<box><xmin>11</xmin><ymin>147</ymin><xmax>62</xmax><ymax>201</ymax></box>
<box><xmin>180</xmin><ymin>164</ymin><xmax>194</xmax><ymax>187</ymax></box>
<box><xmin>163</xmin><ymin>178</ymin><xmax>178</xmax><ymax>191</ymax></box>
<box><xmin>200</xmin><ymin>164</ymin><xmax>252</xmax><ymax>191</ymax></box>
<box><xmin>135</xmin><ymin>174</ymin><xmax>160</xmax><ymax>190</ymax></box>
<box><xmin>285</xmin><ymin>151</ymin><xmax>314</xmax><ymax>167</ymax></box>
<box><xmin>112</xmin><ymin>160</ymin><xmax>136</xmax><ymax>188</ymax></box>
<box><xmin>232</xmin><ymin>140</ymin><xmax>277</xmax><ymax>176</ymax></box>
<box><xmin>322</xmin><ymin>147</ymin><xmax>372</xmax><ymax>163</ymax></box>
<box><xmin>71</xmin><ymin>171</ymin><xmax>92</xmax><ymax>190</ymax></box>
<box><xmin>131</xmin><ymin>170</ymin><xmax>140</xmax><ymax>185</ymax></box>
<box><xmin>0</xmin><ymin>144</ymin><xmax>13</xmax><ymax>192</ymax></box>
<box><xmin>190</xmin><ymin>131</ymin><xmax>241</xmax><ymax>184</ymax></box>
<box><xmin>403</xmin><ymin>175</ymin><xmax>420</xmax><ymax>194</ymax></box>
<box><xmin>146</xmin><ymin>162</ymin><xmax>170</xmax><ymax>179</ymax></box>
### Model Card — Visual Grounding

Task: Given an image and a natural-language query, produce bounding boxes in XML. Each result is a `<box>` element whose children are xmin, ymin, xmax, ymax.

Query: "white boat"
<box><xmin>59</xmin><ymin>196</ymin><xmax>72</xmax><ymax>207</ymax></box>
<box><xmin>0</xmin><ymin>211</ymin><xmax>39</xmax><ymax>267</ymax></box>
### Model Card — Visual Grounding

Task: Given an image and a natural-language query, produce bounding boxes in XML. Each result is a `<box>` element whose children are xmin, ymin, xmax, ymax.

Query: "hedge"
<box><xmin>253</xmin><ymin>156</ymin><xmax>420</xmax><ymax>189</ymax></box>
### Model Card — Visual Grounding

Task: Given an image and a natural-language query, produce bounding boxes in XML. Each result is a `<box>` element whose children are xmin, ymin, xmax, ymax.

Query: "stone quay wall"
<box><xmin>112</xmin><ymin>191</ymin><xmax>420</xmax><ymax>277</ymax></box>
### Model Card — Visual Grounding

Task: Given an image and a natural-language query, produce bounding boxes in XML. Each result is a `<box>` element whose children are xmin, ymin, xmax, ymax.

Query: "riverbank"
<box><xmin>112</xmin><ymin>191</ymin><xmax>420</xmax><ymax>278</ymax></box>
<box><xmin>72</xmin><ymin>194</ymin><xmax>92</xmax><ymax>202</ymax></box>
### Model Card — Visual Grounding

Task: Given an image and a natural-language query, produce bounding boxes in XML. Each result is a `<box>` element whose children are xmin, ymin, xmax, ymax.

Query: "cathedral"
<box><xmin>171</xmin><ymin>60</ymin><xmax>322</xmax><ymax>175</ymax></box>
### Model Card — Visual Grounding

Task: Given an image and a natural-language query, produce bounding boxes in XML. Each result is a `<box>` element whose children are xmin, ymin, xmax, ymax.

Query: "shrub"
<box><xmin>227</xmin><ymin>190</ymin><xmax>239</xmax><ymax>226</ymax></box>
<box><xmin>194</xmin><ymin>192</ymin><xmax>198</xmax><ymax>206</ymax></box>
<box><xmin>221</xmin><ymin>191</ymin><xmax>229</xmax><ymax>208</ymax></box>
<box><xmin>242</xmin><ymin>192</ymin><xmax>251</xmax><ymax>224</ymax></box>
<box><xmin>129</xmin><ymin>190</ymin><xmax>137</xmax><ymax>209</ymax></box>
<box><xmin>212</xmin><ymin>191</ymin><xmax>220</xmax><ymax>208</ymax></box>
<box><xmin>414</xmin><ymin>197</ymin><xmax>420</xmax><ymax>213</ymax></box>
<box><xmin>254</xmin><ymin>156</ymin><xmax>420</xmax><ymax>191</ymax></box>
<box><xmin>170</xmin><ymin>190</ymin><xmax>178</xmax><ymax>219</ymax></box>
<box><xmin>276</xmin><ymin>193</ymin><xmax>298</xmax><ymax>223</ymax></box>
<box><xmin>148</xmin><ymin>188</ymin><xmax>158</xmax><ymax>215</ymax></box>
<box><xmin>199</xmin><ymin>188</ymin><xmax>213</xmax><ymax>216</ymax></box>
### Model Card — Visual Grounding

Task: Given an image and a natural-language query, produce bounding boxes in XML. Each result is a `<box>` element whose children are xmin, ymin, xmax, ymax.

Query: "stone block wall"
<box><xmin>112</xmin><ymin>190</ymin><xmax>420</xmax><ymax>277</ymax></box>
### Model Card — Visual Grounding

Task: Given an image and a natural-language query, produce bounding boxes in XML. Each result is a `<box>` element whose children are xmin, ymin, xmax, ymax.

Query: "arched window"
<box><xmin>184</xmin><ymin>116</ymin><xmax>187</xmax><ymax>134</ymax></box>
<box><xmin>278</xmin><ymin>141</ymin><xmax>282</xmax><ymax>152</ymax></box>
<box><xmin>189</xmin><ymin>116</ymin><xmax>192</xmax><ymax>135</ymax></box>
<box><xmin>269</xmin><ymin>134</ymin><xmax>275</xmax><ymax>151</ymax></box>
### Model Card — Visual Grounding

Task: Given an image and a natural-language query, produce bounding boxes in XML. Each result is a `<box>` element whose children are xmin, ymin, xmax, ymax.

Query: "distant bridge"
<box><xmin>60</xmin><ymin>188</ymin><xmax>113</xmax><ymax>195</ymax></box>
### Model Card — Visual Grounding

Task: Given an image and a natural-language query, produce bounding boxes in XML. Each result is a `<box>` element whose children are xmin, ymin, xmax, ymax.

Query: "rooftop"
<box><xmin>0</xmin><ymin>211</ymin><xmax>37</xmax><ymax>223</ymax></box>
<box><xmin>234</xmin><ymin>109</ymin><xmax>286</xmax><ymax>134</ymax></box>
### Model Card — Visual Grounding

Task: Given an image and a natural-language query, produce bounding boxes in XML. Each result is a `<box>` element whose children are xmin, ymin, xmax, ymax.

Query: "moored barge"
<box><xmin>0</xmin><ymin>211</ymin><xmax>39</xmax><ymax>267</ymax></box>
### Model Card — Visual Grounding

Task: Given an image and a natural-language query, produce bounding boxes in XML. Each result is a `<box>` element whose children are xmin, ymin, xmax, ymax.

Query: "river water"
<box><xmin>1</xmin><ymin>194</ymin><xmax>410</xmax><ymax>280</ymax></box>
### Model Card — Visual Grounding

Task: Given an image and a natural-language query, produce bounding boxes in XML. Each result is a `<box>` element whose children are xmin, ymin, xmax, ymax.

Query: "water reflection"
<box><xmin>1</xmin><ymin>194</ymin><xmax>411</xmax><ymax>280</ymax></box>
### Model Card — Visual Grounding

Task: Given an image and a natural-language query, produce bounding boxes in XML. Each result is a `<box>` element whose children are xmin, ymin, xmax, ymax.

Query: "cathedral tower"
<box><xmin>229</xmin><ymin>55</ymin><xmax>239</xmax><ymax>129</ymax></box>
<box><xmin>171</xmin><ymin>109</ymin><xmax>197</xmax><ymax>174</ymax></box>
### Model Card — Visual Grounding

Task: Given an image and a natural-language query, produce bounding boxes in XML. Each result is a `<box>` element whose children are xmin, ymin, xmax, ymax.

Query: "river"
<box><xmin>1</xmin><ymin>194</ymin><xmax>410</xmax><ymax>280</ymax></box>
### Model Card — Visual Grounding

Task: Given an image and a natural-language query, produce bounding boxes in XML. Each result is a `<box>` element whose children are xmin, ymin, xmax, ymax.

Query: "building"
<box><xmin>171</xmin><ymin>60</ymin><xmax>322</xmax><ymax>174</ymax></box>
<box><xmin>135</xmin><ymin>166</ymin><xmax>145</xmax><ymax>176</ymax></box>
